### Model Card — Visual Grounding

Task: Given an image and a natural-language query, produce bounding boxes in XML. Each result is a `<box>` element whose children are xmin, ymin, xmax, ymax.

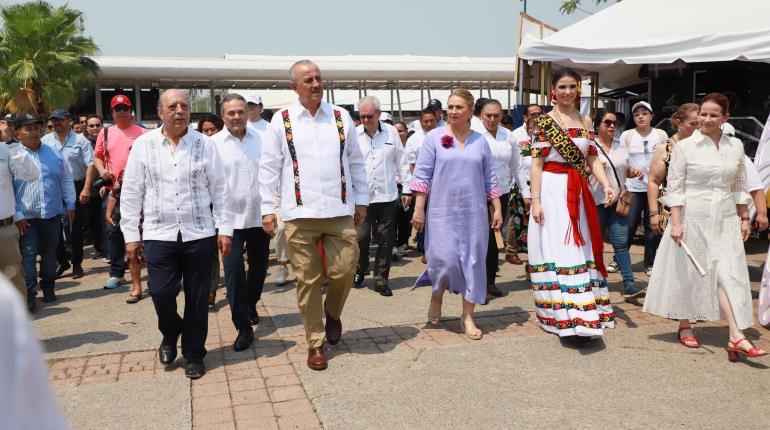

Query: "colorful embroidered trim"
<box><xmin>282</xmin><ymin>110</ymin><xmax>303</xmax><ymax>206</ymax></box>
<box><xmin>527</xmin><ymin>261</ymin><xmax>598</xmax><ymax>274</ymax></box>
<box><xmin>518</xmin><ymin>141</ymin><xmax>532</xmax><ymax>157</ymax></box>
<box><xmin>530</xmin><ymin>147</ymin><xmax>550</xmax><ymax>158</ymax></box>
<box><xmin>536</xmin><ymin>313</ymin><xmax>615</xmax><ymax>330</ymax></box>
<box><xmin>334</xmin><ymin>110</ymin><xmax>347</xmax><ymax>204</ymax></box>
<box><xmin>534</xmin><ymin>300</ymin><xmax>598</xmax><ymax>311</ymax></box>
<box><xmin>530</xmin><ymin>278</ymin><xmax>606</xmax><ymax>294</ymax></box>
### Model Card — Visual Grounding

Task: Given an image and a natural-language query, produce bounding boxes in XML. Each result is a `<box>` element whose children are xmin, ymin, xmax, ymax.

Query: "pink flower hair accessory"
<box><xmin>440</xmin><ymin>134</ymin><xmax>454</xmax><ymax>148</ymax></box>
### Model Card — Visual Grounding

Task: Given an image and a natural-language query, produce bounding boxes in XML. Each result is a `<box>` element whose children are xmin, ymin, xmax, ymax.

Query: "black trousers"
<box><xmin>223</xmin><ymin>227</ymin><xmax>270</xmax><ymax>330</ymax></box>
<box><xmin>356</xmin><ymin>200</ymin><xmax>398</xmax><ymax>284</ymax></box>
<box><xmin>486</xmin><ymin>193</ymin><xmax>510</xmax><ymax>285</ymax></box>
<box><xmin>86</xmin><ymin>187</ymin><xmax>105</xmax><ymax>254</ymax></box>
<box><xmin>57</xmin><ymin>179</ymin><xmax>86</xmax><ymax>265</ymax></box>
<box><xmin>145</xmin><ymin>234</ymin><xmax>215</xmax><ymax>362</ymax></box>
<box><xmin>395</xmin><ymin>185</ymin><xmax>414</xmax><ymax>248</ymax></box>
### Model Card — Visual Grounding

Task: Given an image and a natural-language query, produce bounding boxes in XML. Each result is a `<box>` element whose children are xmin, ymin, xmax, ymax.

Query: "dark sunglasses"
<box><xmin>601</xmin><ymin>119</ymin><xmax>617</xmax><ymax>127</ymax></box>
<box><xmin>113</xmin><ymin>105</ymin><xmax>130</xmax><ymax>112</ymax></box>
<box><xmin>360</xmin><ymin>114</ymin><xmax>377</xmax><ymax>120</ymax></box>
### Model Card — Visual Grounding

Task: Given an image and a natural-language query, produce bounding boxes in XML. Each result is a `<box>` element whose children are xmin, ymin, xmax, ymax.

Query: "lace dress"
<box><xmin>643</xmin><ymin>131</ymin><xmax>754</xmax><ymax>328</ymax></box>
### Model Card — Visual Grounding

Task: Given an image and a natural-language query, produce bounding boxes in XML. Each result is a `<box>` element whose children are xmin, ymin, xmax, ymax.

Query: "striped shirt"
<box><xmin>13</xmin><ymin>144</ymin><xmax>76</xmax><ymax>220</ymax></box>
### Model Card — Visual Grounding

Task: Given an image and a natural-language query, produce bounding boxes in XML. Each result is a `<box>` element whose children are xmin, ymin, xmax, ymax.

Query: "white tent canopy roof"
<box><xmin>94</xmin><ymin>54</ymin><xmax>517</xmax><ymax>89</ymax></box>
<box><xmin>518</xmin><ymin>0</ymin><xmax>770</xmax><ymax>87</ymax></box>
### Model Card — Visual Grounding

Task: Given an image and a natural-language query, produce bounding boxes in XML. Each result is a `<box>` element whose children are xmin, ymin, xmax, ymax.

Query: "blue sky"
<box><xmin>46</xmin><ymin>0</ymin><xmax>611</xmax><ymax>57</ymax></box>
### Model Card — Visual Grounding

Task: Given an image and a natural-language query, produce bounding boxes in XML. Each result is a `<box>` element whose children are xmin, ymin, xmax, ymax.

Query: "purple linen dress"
<box><xmin>410</xmin><ymin>127</ymin><xmax>502</xmax><ymax>304</ymax></box>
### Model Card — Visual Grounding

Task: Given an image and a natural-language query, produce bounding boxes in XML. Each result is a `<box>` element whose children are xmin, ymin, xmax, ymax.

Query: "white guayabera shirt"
<box><xmin>120</xmin><ymin>127</ymin><xmax>232</xmax><ymax>243</ymax></box>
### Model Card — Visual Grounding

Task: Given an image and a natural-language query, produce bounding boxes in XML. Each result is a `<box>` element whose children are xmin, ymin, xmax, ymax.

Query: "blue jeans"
<box><xmin>223</xmin><ymin>227</ymin><xmax>270</xmax><ymax>330</ymax></box>
<box><xmin>596</xmin><ymin>204</ymin><xmax>635</xmax><ymax>288</ymax></box>
<box><xmin>19</xmin><ymin>216</ymin><xmax>61</xmax><ymax>298</ymax></box>
<box><xmin>626</xmin><ymin>191</ymin><xmax>662</xmax><ymax>269</ymax></box>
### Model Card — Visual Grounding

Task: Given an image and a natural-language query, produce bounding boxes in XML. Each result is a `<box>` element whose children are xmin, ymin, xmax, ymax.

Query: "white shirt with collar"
<box><xmin>213</xmin><ymin>126</ymin><xmax>270</xmax><ymax>230</ymax></box>
<box><xmin>259</xmin><ymin>100</ymin><xmax>368</xmax><ymax>221</ymax></box>
<box><xmin>472</xmin><ymin>123</ymin><xmax>521</xmax><ymax>193</ymax></box>
<box><xmin>120</xmin><ymin>127</ymin><xmax>232</xmax><ymax>244</ymax></box>
<box><xmin>0</xmin><ymin>142</ymin><xmax>41</xmax><ymax>220</ymax></box>
<box><xmin>511</xmin><ymin>124</ymin><xmax>533</xmax><ymax>198</ymax></box>
<box><xmin>356</xmin><ymin>121</ymin><xmax>403</xmax><ymax>203</ymax></box>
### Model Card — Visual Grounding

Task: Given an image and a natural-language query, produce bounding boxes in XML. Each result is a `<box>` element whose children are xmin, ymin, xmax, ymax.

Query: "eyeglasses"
<box><xmin>359</xmin><ymin>114</ymin><xmax>378</xmax><ymax>120</ymax></box>
<box><xmin>113</xmin><ymin>105</ymin><xmax>130</xmax><ymax>112</ymax></box>
<box><xmin>601</xmin><ymin>119</ymin><xmax>617</xmax><ymax>127</ymax></box>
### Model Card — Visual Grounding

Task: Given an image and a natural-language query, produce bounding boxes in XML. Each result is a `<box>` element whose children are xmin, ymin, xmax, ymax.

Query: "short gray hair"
<box><xmin>220</xmin><ymin>93</ymin><xmax>246</xmax><ymax>113</ymax></box>
<box><xmin>358</xmin><ymin>96</ymin><xmax>381</xmax><ymax>112</ymax></box>
<box><xmin>289</xmin><ymin>59</ymin><xmax>317</xmax><ymax>82</ymax></box>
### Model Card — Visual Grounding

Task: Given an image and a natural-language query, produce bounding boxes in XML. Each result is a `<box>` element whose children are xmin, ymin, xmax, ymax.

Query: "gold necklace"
<box><xmin>552</xmin><ymin>106</ymin><xmax>575</xmax><ymax>130</ymax></box>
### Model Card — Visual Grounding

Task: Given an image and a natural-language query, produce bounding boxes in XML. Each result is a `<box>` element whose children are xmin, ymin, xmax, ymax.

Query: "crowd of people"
<box><xmin>1</xmin><ymin>61</ymin><xmax>768</xmax><ymax>380</ymax></box>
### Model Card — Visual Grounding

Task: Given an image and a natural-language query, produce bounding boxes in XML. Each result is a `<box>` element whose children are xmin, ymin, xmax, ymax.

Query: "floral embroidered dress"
<box><xmin>508</xmin><ymin>139</ymin><xmax>532</xmax><ymax>252</ymax></box>
<box><xmin>410</xmin><ymin>128</ymin><xmax>501</xmax><ymax>304</ymax></box>
<box><xmin>643</xmin><ymin>131</ymin><xmax>754</xmax><ymax>328</ymax></box>
<box><xmin>527</xmin><ymin>126</ymin><xmax>615</xmax><ymax>337</ymax></box>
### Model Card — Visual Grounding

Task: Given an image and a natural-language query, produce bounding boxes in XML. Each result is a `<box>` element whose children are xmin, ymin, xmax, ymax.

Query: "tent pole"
<box><xmin>390</xmin><ymin>87</ymin><xmax>394</xmax><ymax>116</ymax></box>
<box><xmin>396</xmin><ymin>85</ymin><xmax>403</xmax><ymax>121</ymax></box>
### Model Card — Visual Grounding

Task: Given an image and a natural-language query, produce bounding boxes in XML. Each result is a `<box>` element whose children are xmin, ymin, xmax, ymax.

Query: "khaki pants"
<box><xmin>0</xmin><ymin>223</ymin><xmax>26</xmax><ymax>298</ymax></box>
<box><xmin>285</xmin><ymin>216</ymin><xmax>359</xmax><ymax>348</ymax></box>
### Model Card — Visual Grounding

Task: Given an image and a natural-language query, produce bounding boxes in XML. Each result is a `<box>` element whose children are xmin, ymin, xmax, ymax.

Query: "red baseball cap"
<box><xmin>110</xmin><ymin>94</ymin><xmax>132</xmax><ymax>109</ymax></box>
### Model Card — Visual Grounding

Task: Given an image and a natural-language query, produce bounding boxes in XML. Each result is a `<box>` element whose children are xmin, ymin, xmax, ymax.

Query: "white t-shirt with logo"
<box><xmin>621</xmin><ymin>128</ymin><xmax>668</xmax><ymax>192</ymax></box>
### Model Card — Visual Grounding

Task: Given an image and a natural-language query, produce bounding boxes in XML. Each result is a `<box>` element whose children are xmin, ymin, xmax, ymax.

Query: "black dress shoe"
<box><xmin>71</xmin><ymin>264</ymin><xmax>84</xmax><ymax>279</ymax></box>
<box><xmin>56</xmin><ymin>263</ymin><xmax>71</xmax><ymax>278</ymax></box>
<box><xmin>352</xmin><ymin>273</ymin><xmax>364</xmax><ymax>289</ymax></box>
<box><xmin>41</xmin><ymin>288</ymin><xmax>56</xmax><ymax>303</ymax></box>
<box><xmin>324</xmin><ymin>302</ymin><xmax>342</xmax><ymax>345</ymax></box>
<box><xmin>233</xmin><ymin>327</ymin><xmax>254</xmax><ymax>351</ymax></box>
<box><xmin>375</xmin><ymin>284</ymin><xmax>393</xmax><ymax>297</ymax></box>
<box><xmin>185</xmin><ymin>361</ymin><xmax>206</xmax><ymax>379</ymax></box>
<box><xmin>159</xmin><ymin>334</ymin><xmax>180</xmax><ymax>365</ymax></box>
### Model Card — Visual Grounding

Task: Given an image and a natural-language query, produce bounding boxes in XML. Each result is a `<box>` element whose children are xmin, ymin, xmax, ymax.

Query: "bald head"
<box><xmin>157</xmin><ymin>89</ymin><xmax>191</xmax><ymax>137</ymax></box>
<box><xmin>158</xmin><ymin>89</ymin><xmax>189</xmax><ymax>110</ymax></box>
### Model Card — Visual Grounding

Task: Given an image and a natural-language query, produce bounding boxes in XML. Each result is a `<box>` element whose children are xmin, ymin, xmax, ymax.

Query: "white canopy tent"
<box><xmin>517</xmin><ymin>0</ymin><xmax>770</xmax><ymax>88</ymax></box>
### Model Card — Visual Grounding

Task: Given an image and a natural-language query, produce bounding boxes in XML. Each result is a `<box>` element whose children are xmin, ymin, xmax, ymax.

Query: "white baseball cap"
<box><xmin>631</xmin><ymin>101</ymin><xmax>653</xmax><ymax>114</ymax></box>
<box><xmin>380</xmin><ymin>112</ymin><xmax>392</xmax><ymax>122</ymax></box>
<box><xmin>246</xmin><ymin>95</ymin><xmax>263</xmax><ymax>105</ymax></box>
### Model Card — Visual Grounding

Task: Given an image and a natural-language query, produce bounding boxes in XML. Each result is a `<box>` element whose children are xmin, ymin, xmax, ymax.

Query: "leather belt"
<box><xmin>0</xmin><ymin>216</ymin><xmax>14</xmax><ymax>227</ymax></box>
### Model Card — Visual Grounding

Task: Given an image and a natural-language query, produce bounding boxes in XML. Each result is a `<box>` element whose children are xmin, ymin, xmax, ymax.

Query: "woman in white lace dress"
<box><xmin>643</xmin><ymin>93</ymin><xmax>767</xmax><ymax>361</ymax></box>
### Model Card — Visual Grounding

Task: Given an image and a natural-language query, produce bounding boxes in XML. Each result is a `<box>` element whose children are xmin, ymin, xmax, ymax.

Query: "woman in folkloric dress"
<box><xmin>527</xmin><ymin>69</ymin><xmax>616</xmax><ymax>345</ymax></box>
<box><xmin>411</xmin><ymin>88</ymin><xmax>503</xmax><ymax>340</ymax></box>
<box><xmin>644</xmin><ymin>93</ymin><xmax>766</xmax><ymax>361</ymax></box>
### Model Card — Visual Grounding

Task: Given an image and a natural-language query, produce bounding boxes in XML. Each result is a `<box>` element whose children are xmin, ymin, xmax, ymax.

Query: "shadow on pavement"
<box><xmin>203</xmin><ymin>338</ymin><xmax>296</xmax><ymax>371</ymax></box>
<box><xmin>43</xmin><ymin>330</ymin><xmax>129</xmax><ymax>353</ymax></box>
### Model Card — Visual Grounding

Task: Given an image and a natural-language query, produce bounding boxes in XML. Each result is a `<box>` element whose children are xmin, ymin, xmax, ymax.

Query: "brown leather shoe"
<box><xmin>307</xmin><ymin>346</ymin><xmax>328</xmax><ymax>370</ymax></box>
<box><xmin>505</xmin><ymin>253</ymin><xmax>523</xmax><ymax>265</ymax></box>
<box><xmin>487</xmin><ymin>283</ymin><xmax>504</xmax><ymax>298</ymax></box>
<box><xmin>324</xmin><ymin>302</ymin><xmax>342</xmax><ymax>345</ymax></box>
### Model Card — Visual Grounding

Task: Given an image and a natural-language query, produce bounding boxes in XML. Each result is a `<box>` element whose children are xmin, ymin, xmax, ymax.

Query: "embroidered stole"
<box><xmin>536</xmin><ymin>115</ymin><xmax>590</xmax><ymax>178</ymax></box>
<box><xmin>282</xmin><ymin>109</ymin><xmax>347</xmax><ymax>206</ymax></box>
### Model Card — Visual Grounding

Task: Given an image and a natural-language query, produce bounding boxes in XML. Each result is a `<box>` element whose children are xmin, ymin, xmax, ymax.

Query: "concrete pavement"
<box><xmin>38</xmin><ymin>240</ymin><xmax>770</xmax><ymax>429</ymax></box>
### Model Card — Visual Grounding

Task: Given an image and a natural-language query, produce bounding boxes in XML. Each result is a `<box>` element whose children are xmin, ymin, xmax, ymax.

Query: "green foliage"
<box><xmin>0</xmin><ymin>1</ymin><xmax>99</xmax><ymax>114</ymax></box>
<box><xmin>559</xmin><ymin>0</ymin><xmax>619</xmax><ymax>15</ymax></box>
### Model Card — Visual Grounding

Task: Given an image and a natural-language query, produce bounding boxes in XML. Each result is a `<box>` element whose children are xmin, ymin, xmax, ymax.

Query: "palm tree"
<box><xmin>0</xmin><ymin>1</ymin><xmax>99</xmax><ymax>115</ymax></box>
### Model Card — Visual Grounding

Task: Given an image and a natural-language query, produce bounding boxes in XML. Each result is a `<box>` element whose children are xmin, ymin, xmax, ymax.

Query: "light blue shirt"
<box><xmin>42</xmin><ymin>131</ymin><xmax>93</xmax><ymax>181</ymax></box>
<box><xmin>13</xmin><ymin>144</ymin><xmax>76</xmax><ymax>220</ymax></box>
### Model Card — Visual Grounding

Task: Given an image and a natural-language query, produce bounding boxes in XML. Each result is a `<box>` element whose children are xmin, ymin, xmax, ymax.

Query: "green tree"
<box><xmin>560</xmin><ymin>0</ymin><xmax>619</xmax><ymax>15</ymax></box>
<box><xmin>0</xmin><ymin>1</ymin><xmax>99</xmax><ymax>114</ymax></box>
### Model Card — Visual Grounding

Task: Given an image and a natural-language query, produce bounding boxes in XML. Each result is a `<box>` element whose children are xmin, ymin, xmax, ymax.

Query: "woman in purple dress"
<box><xmin>410</xmin><ymin>88</ymin><xmax>503</xmax><ymax>340</ymax></box>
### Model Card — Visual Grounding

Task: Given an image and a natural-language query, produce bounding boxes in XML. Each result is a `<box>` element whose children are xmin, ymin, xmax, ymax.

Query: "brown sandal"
<box><xmin>125</xmin><ymin>293</ymin><xmax>142</xmax><ymax>304</ymax></box>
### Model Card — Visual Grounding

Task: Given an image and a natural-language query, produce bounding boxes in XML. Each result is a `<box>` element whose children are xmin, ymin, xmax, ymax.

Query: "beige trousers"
<box><xmin>0</xmin><ymin>224</ymin><xmax>26</xmax><ymax>297</ymax></box>
<box><xmin>284</xmin><ymin>216</ymin><xmax>358</xmax><ymax>348</ymax></box>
